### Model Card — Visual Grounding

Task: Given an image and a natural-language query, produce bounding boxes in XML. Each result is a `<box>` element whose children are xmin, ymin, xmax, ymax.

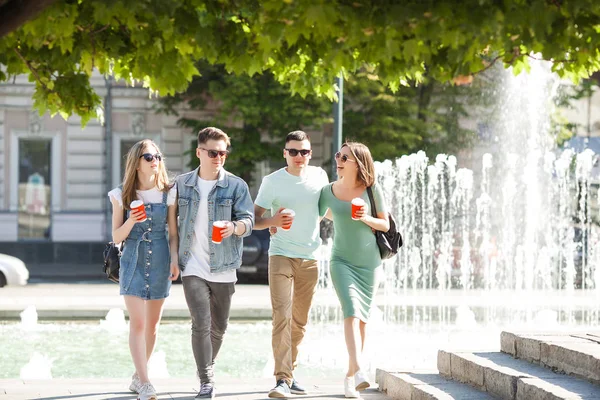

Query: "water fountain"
<box><xmin>19</xmin><ymin>353</ymin><xmax>53</xmax><ymax>379</ymax></box>
<box><xmin>374</xmin><ymin>61</ymin><xmax>599</xmax><ymax>293</ymax></box>
<box><xmin>19</xmin><ymin>305</ymin><xmax>38</xmax><ymax>330</ymax></box>
<box><xmin>148</xmin><ymin>350</ymin><xmax>170</xmax><ymax>379</ymax></box>
<box><xmin>100</xmin><ymin>308</ymin><xmax>128</xmax><ymax>331</ymax></box>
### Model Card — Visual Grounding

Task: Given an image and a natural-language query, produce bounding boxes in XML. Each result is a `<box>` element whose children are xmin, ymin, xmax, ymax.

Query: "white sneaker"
<box><xmin>354</xmin><ymin>370</ymin><xmax>370</xmax><ymax>391</ymax></box>
<box><xmin>129</xmin><ymin>373</ymin><xmax>141</xmax><ymax>393</ymax></box>
<box><xmin>344</xmin><ymin>376</ymin><xmax>360</xmax><ymax>398</ymax></box>
<box><xmin>137</xmin><ymin>382</ymin><xmax>157</xmax><ymax>400</ymax></box>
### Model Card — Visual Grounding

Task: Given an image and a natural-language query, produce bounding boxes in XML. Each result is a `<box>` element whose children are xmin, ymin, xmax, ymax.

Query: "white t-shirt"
<box><xmin>181</xmin><ymin>177</ymin><xmax>237</xmax><ymax>283</ymax></box>
<box><xmin>108</xmin><ymin>186</ymin><xmax>177</xmax><ymax>208</ymax></box>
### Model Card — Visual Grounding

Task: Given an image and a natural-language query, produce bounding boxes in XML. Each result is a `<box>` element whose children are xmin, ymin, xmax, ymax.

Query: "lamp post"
<box><xmin>104</xmin><ymin>76</ymin><xmax>113</xmax><ymax>241</ymax></box>
<box><xmin>332</xmin><ymin>75</ymin><xmax>343</xmax><ymax>179</ymax></box>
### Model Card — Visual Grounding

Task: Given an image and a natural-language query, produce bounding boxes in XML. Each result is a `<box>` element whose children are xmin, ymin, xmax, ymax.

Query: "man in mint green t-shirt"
<box><xmin>254</xmin><ymin>130</ymin><xmax>329</xmax><ymax>398</ymax></box>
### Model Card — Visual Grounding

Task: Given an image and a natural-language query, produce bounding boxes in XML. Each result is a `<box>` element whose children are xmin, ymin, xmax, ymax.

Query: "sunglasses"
<box><xmin>285</xmin><ymin>148</ymin><xmax>311</xmax><ymax>157</ymax></box>
<box><xmin>199</xmin><ymin>148</ymin><xmax>229</xmax><ymax>158</ymax></box>
<box><xmin>140</xmin><ymin>153</ymin><xmax>162</xmax><ymax>162</ymax></box>
<box><xmin>335</xmin><ymin>151</ymin><xmax>356</xmax><ymax>163</ymax></box>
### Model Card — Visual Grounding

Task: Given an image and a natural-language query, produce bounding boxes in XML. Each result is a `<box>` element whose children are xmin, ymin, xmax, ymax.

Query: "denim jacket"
<box><xmin>175</xmin><ymin>167</ymin><xmax>254</xmax><ymax>273</ymax></box>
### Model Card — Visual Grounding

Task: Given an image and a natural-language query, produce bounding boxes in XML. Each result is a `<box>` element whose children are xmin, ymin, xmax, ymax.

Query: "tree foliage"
<box><xmin>158</xmin><ymin>62</ymin><xmax>331</xmax><ymax>183</ymax></box>
<box><xmin>343</xmin><ymin>70</ymin><xmax>482</xmax><ymax>161</ymax></box>
<box><xmin>1</xmin><ymin>0</ymin><xmax>600</xmax><ymax>124</ymax></box>
<box><xmin>159</xmin><ymin>64</ymin><xmax>484</xmax><ymax>174</ymax></box>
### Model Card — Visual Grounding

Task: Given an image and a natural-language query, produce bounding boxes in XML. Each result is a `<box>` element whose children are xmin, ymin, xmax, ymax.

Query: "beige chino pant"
<box><xmin>268</xmin><ymin>255</ymin><xmax>319</xmax><ymax>384</ymax></box>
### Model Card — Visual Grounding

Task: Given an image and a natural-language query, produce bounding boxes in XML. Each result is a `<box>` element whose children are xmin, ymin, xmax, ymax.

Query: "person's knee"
<box><xmin>129</xmin><ymin>317</ymin><xmax>145</xmax><ymax>334</ymax></box>
<box><xmin>146</xmin><ymin>320</ymin><xmax>160</xmax><ymax>336</ymax></box>
<box><xmin>211</xmin><ymin>323</ymin><xmax>228</xmax><ymax>340</ymax></box>
<box><xmin>191</xmin><ymin>317</ymin><xmax>211</xmax><ymax>336</ymax></box>
<box><xmin>272</xmin><ymin>315</ymin><xmax>292</xmax><ymax>332</ymax></box>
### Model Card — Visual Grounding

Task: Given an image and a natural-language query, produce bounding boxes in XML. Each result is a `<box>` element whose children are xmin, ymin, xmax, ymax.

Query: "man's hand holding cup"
<box><xmin>272</xmin><ymin>207</ymin><xmax>295</xmax><ymax>231</ymax></box>
<box><xmin>272</xmin><ymin>207</ymin><xmax>296</xmax><ymax>232</ymax></box>
<box><xmin>212</xmin><ymin>220</ymin><xmax>236</xmax><ymax>244</ymax></box>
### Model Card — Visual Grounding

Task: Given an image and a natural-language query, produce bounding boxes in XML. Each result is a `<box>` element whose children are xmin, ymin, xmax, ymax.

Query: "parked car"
<box><xmin>239</xmin><ymin>229</ymin><xmax>270</xmax><ymax>283</ymax></box>
<box><xmin>0</xmin><ymin>254</ymin><xmax>29</xmax><ymax>287</ymax></box>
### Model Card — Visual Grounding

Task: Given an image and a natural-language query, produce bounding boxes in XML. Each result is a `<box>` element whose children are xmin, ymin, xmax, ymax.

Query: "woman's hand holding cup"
<box><xmin>351</xmin><ymin>198</ymin><xmax>367</xmax><ymax>221</ymax></box>
<box><xmin>129</xmin><ymin>200</ymin><xmax>147</xmax><ymax>223</ymax></box>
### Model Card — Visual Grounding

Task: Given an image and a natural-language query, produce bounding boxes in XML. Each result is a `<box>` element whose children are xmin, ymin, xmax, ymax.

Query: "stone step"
<box><xmin>438</xmin><ymin>350</ymin><xmax>600</xmax><ymax>400</ymax></box>
<box><xmin>376</xmin><ymin>369</ymin><xmax>495</xmax><ymax>400</ymax></box>
<box><xmin>501</xmin><ymin>331</ymin><xmax>600</xmax><ymax>384</ymax></box>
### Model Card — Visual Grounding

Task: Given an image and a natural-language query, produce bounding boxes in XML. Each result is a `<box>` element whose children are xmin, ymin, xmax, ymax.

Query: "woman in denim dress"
<box><xmin>108</xmin><ymin>139</ymin><xmax>179</xmax><ymax>400</ymax></box>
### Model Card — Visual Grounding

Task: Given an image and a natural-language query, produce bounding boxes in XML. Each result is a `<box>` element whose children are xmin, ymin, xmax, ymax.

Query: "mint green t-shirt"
<box><xmin>255</xmin><ymin>166</ymin><xmax>329</xmax><ymax>260</ymax></box>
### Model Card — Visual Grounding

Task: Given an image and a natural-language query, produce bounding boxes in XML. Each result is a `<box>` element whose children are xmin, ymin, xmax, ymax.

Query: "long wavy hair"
<box><xmin>121</xmin><ymin>139</ymin><xmax>170</xmax><ymax>210</ymax></box>
<box><xmin>341</xmin><ymin>141</ymin><xmax>376</xmax><ymax>187</ymax></box>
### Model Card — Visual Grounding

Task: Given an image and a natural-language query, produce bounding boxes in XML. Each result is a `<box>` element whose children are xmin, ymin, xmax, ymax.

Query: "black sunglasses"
<box><xmin>285</xmin><ymin>148</ymin><xmax>311</xmax><ymax>157</ymax></box>
<box><xmin>200</xmin><ymin>148</ymin><xmax>230</xmax><ymax>158</ymax></box>
<box><xmin>140</xmin><ymin>153</ymin><xmax>162</xmax><ymax>162</ymax></box>
<box><xmin>335</xmin><ymin>151</ymin><xmax>356</xmax><ymax>163</ymax></box>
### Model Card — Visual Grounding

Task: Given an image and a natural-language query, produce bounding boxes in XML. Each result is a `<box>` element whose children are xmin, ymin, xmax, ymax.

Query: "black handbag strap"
<box><xmin>366</xmin><ymin>186</ymin><xmax>378</xmax><ymax>218</ymax></box>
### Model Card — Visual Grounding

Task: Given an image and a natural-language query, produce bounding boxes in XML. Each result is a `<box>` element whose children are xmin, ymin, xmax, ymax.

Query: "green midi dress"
<box><xmin>319</xmin><ymin>183</ymin><xmax>387</xmax><ymax>322</ymax></box>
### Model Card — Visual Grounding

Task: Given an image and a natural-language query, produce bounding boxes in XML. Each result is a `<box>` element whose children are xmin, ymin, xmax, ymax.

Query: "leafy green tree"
<box><xmin>342</xmin><ymin>71</ymin><xmax>481</xmax><ymax>160</ymax></box>
<box><xmin>158</xmin><ymin>62</ymin><xmax>331</xmax><ymax>183</ymax></box>
<box><xmin>2</xmin><ymin>0</ymin><xmax>600</xmax><ymax>124</ymax></box>
<box><xmin>160</xmin><ymin>63</ymin><xmax>485</xmax><ymax>170</ymax></box>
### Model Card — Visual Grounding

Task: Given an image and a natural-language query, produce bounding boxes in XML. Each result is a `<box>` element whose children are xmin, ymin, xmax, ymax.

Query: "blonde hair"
<box><xmin>121</xmin><ymin>139</ymin><xmax>170</xmax><ymax>209</ymax></box>
<box><xmin>341</xmin><ymin>142</ymin><xmax>375</xmax><ymax>187</ymax></box>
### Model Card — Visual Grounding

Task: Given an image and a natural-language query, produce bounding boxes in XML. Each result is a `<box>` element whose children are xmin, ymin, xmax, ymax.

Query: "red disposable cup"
<box><xmin>130</xmin><ymin>200</ymin><xmax>147</xmax><ymax>222</ymax></box>
<box><xmin>351</xmin><ymin>198</ymin><xmax>366</xmax><ymax>220</ymax></box>
<box><xmin>212</xmin><ymin>221</ymin><xmax>227</xmax><ymax>244</ymax></box>
<box><xmin>281</xmin><ymin>209</ymin><xmax>295</xmax><ymax>231</ymax></box>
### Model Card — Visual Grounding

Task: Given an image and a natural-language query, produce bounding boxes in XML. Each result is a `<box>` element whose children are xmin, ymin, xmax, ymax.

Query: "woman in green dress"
<box><xmin>319</xmin><ymin>142</ymin><xmax>389</xmax><ymax>398</ymax></box>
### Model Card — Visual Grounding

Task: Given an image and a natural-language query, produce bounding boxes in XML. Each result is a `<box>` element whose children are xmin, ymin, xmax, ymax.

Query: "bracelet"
<box><xmin>232</xmin><ymin>221</ymin><xmax>238</xmax><ymax>235</ymax></box>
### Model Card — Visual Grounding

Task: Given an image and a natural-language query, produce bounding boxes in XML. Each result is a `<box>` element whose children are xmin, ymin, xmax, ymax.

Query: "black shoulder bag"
<box><xmin>103</xmin><ymin>208</ymin><xmax>126</xmax><ymax>283</ymax></box>
<box><xmin>366</xmin><ymin>186</ymin><xmax>403</xmax><ymax>260</ymax></box>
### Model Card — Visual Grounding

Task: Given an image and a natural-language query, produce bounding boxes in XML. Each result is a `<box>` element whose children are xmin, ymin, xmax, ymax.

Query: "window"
<box><xmin>17</xmin><ymin>139</ymin><xmax>52</xmax><ymax>239</ymax></box>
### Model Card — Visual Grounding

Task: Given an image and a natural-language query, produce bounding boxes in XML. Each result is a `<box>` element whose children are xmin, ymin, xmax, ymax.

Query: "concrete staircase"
<box><xmin>377</xmin><ymin>331</ymin><xmax>600</xmax><ymax>399</ymax></box>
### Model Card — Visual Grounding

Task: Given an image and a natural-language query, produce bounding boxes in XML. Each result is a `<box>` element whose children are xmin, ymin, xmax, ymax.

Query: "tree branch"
<box><xmin>13</xmin><ymin>47</ymin><xmax>41</xmax><ymax>82</ymax></box>
<box><xmin>0</xmin><ymin>0</ymin><xmax>58</xmax><ymax>38</ymax></box>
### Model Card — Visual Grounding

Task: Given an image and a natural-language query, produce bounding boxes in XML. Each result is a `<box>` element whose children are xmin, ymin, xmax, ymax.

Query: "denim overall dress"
<box><xmin>119</xmin><ymin>191</ymin><xmax>171</xmax><ymax>300</ymax></box>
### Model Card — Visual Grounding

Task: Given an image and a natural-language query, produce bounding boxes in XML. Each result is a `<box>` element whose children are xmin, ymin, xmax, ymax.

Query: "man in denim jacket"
<box><xmin>172</xmin><ymin>127</ymin><xmax>254</xmax><ymax>398</ymax></box>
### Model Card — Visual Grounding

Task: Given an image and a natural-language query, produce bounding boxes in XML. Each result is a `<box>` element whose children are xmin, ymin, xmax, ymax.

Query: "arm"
<box><xmin>254</xmin><ymin>204</ymin><xmax>271</xmax><ymax>230</ymax></box>
<box><xmin>221</xmin><ymin>180</ymin><xmax>254</xmax><ymax>239</ymax></box>
<box><xmin>254</xmin><ymin>204</ymin><xmax>292</xmax><ymax>230</ymax></box>
<box><xmin>110</xmin><ymin>197</ymin><xmax>144</xmax><ymax>243</ymax></box>
<box><xmin>359</xmin><ymin>211</ymin><xmax>390</xmax><ymax>232</ymax></box>
<box><xmin>357</xmin><ymin>185</ymin><xmax>390</xmax><ymax>232</ymax></box>
<box><xmin>167</xmin><ymin>201</ymin><xmax>180</xmax><ymax>280</ymax></box>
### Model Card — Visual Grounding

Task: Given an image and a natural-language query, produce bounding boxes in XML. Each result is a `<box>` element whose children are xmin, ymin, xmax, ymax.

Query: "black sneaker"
<box><xmin>268</xmin><ymin>379</ymin><xmax>291</xmax><ymax>398</ymax></box>
<box><xmin>196</xmin><ymin>383</ymin><xmax>215</xmax><ymax>399</ymax></box>
<box><xmin>290</xmin><ymin>379</ymin><xmax>307</xmax><ymax>395</ymax></box>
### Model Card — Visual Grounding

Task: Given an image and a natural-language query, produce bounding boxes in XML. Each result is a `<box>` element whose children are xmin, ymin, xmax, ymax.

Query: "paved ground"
<box><xmin>0</xmin><ymin>378</ymin><xmax>390</xmax><ymax>400</ymax></box>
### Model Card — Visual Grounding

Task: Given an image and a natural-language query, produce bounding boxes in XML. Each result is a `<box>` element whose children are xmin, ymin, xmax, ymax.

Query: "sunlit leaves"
<box><xmin>1</xmin><ymin>0</ymin><xmax>600</xmax><ymax>124</ymax></box>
